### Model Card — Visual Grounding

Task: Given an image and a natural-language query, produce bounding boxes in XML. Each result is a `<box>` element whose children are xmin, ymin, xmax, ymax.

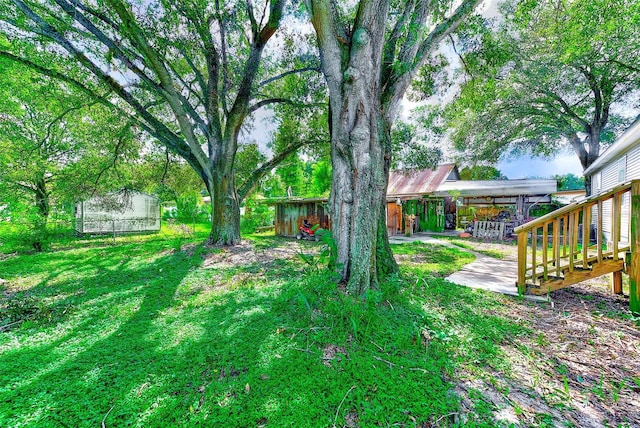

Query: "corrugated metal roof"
<box><xmin>387</xmin><ymin>164</ymin><xmax>457</xmax><ymax>196</ymax></box>
<box><xmin>434</xmin><ymin>179</ymin><xmax>557</xmax><ymax>197</ymax></box>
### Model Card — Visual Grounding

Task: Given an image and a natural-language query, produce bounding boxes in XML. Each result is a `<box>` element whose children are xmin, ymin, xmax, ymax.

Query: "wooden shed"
<box><xmin>75</xmin><ymin>190</ymin><xmax>160</xmax><ymax>234</ymax></box>
<box><xmin>386</xmin><ymin>164</ymin><xmax>460</xmax><ymax>235</ymax></box>
<box><xmin>272</xmin><ymin>198</ymin><xmax>330</xmax><ymax>237</ymax></box>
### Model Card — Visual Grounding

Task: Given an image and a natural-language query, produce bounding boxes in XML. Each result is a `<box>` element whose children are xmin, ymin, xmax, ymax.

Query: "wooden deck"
<box><xmin>515</xmin><ymin>180</ymin><xmax>640</xmax><ymax>312</ymax></box>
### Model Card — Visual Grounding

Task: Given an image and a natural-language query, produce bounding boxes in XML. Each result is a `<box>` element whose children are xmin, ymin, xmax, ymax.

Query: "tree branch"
<box><xmin>608</xmin><ymin>58</ymin><xmax>640</xmax><ymax>74</ymax></box>
<box><xmin>4</xmin><ymin>180</ymin><xmax>38</xmax><ymax>194</ymax></box>
<box><xmin>258</xmin><ymin>66</ymin><xmax>321</xmax><ymax>88</ymax></box>
<box><xmin>449</xmin><ymin>34</ymin><xmax>472</xmax><ymax>79</ymax></box>
<box><xmin>247</xmin><ymin>98</ymin><xmax>293</xmax><ymax>114</ymax></box>
<box><xmin>52</xmin><ymin>0</ymin><xmax>157</xmax><ymax>89</ymax></box>
<box><xmin>246</xmin><ymin>0</ymin><xmax>259</xmax><ymax>37</ymax></box>
<box><xmin>175</xmin><ymin>44</ymin><xmax>207</xmax><ymax>105</ymax></box>
<box><xmin>224</xmin><ymin>0</ymin><xmax>286</xmax><ymax>148</ymax></box>
<box><xmin>214</xmin><ymin>0</ymin><xmax>231</xmax><ymax>116</ymax></box>
<box><xmin>104</xmin><ymin>0</ymin><xmax>209</xmax><ymax>169</ymax></box>
<box><xmin>66</xmin><ymin>0</ymin><xmax>121</xmax><ymax>32</ymax></box>
<box><xmin>382</xmin><ymin>0</ymin><xmax>417</xmax><ymax>79</ymax></box>
<box><xmin>237</xmin><ymin>138</ymin><xmax>321</xmax><ymax>200</ymax></box>
<box><xmin>542</xmin><ymin>89</ymin><xmax>590</xmax><ymax>130</ymax></box>
<box><xmin>39</xmin><ymin>102</ymin><xmax>95</xmax><ymax>149</ymax></box>
<box><xmin>383</xmin><ymin>0</ymin><xmax>483</xmax><ymax>120</ymax></box>
<box><xmin>0</xmin><ymin>51</ymin><xmax>111</xmax><ymax>107</ymax></box>
<box><xmin>4</xmin><ymin>5</ymin><xmax>199</xmax><ymax>173</ymax></box>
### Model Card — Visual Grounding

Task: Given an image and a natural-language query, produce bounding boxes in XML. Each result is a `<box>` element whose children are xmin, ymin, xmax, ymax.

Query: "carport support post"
<box><xmin>630</xmin><ymin>181</ymin><xmax>640</xmax><ymax>313</ymax></box>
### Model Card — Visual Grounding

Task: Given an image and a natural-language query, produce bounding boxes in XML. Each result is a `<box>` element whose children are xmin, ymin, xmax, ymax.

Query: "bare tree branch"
<box><xmin>258</xmin><ymin>66</ymin><xmax>322</xmax><ymax>87</ymax></box>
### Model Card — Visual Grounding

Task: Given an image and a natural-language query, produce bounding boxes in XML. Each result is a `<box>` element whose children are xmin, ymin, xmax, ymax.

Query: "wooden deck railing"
<box><xmin>515</xmin><ymin>180</ymin><xmax>640</xmax><ymax>313</ymax></box>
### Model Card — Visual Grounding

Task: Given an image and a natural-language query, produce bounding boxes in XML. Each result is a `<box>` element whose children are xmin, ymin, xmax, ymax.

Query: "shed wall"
<box><xmin>274</xmin><ymin>202</ymin><xmax>330</xmax><ymax>237</ymax></box>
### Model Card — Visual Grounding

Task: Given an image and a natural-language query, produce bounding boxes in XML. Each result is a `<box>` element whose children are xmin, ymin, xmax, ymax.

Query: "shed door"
<box><xmin>386</xmin><ymin>203</ymin><xmax>401</xmax><ymax>235</ymax></box>
<box><xmin>425</xmin><ymin>200</ymin><xmax>445</xmax><ymax>232</ymax></box>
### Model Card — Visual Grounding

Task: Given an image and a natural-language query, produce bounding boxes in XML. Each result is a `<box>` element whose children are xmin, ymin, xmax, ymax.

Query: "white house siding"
<box><xmin>601</xmin><ymin>161</ymin><xmax>621</xmax><ymax>190</ymax></box>
<box><xmin>594</xmin><ymin>158</ymin><xmax>631</xmax><ymax>244</ymax></box>
<box><xmin>628</xmin><ymin>147</ymin><xmax>640</xmax><ymax>178</ymax></box>
<box><xmin>599</xmin><ymin>162</ymin><xmax>615</xmax><ymax>244</ymax></box>
<box><xmin>588</xmin><ymin>142</ymin><xmax>640</xmax><ymax>245</ymax></box>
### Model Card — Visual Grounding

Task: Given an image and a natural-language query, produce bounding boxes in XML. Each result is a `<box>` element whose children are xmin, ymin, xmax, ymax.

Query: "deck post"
<box><xmin>630</xmin><ymin>181</ymin><xmax>640</xmax><ymax>313</ymax></box>
<box><xmin>597</xmin><ymin>200</ymin><xmax>603</xmax><ymax>264</ymax></box>
<box><xmin>611</xmin><ymin>271</ymin><xmax>623</xmax><ymax>295</ymax></box>
<box><xmin>517</xmin><ymin>231</ymin><xmax>527</xmax><ymax>295</ymax></box>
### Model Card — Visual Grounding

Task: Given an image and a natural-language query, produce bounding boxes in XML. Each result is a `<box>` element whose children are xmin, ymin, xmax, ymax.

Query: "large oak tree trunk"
<box><xmin>570</xmin><ymin>126</ymin><xmax>602</xmax><ymax>196</ymax></box>
<box><xmin>308</xmin><ymin>0</ymin><xmax>476</xmax><ymax>293</ymax></box>
<box><xmin>207</xmin><ymin>167</ymin><xmax>241</xmax><ymax>246</ymax></box>
<box><xmin>324</xmin><ymin>8</ymin><xmax>398</xmax><ymax>294</ymax></box>
<box><xmin>329</xmin><ymin>105</ymin><xmax>390</xmax><ymax>293</ymax></box>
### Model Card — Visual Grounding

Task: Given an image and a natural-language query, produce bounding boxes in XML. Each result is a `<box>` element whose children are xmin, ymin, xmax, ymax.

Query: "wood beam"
<box><xmin>529</xmin><ymin>258</ymin><xmax>625</xmax><ymax>295</ymax></box>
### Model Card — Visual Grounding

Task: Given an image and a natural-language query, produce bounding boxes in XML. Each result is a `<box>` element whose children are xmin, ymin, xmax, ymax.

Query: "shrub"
<box><xmin>240</xmin><ymin>197</ymin><xmax>274</xmax><ymax>233</ymax></box>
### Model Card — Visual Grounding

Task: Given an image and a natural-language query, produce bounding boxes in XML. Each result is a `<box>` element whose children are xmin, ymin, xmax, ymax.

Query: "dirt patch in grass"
<box><xmin>449</xmin><ymin>239</ymin><xmax>640</xmax><ymax>427</ymax></box>
<box><xmin>201</xmin><ymin>240</ymin><xmax>316</xmax><ymax>269</ymax></box>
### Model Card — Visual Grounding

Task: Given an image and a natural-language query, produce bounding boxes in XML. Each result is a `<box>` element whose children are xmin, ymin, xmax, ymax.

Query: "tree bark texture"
<box><xmin>35</xmin><ymin>177</ymin><xmax>50</xmax><ymax>220</ymax></box>
<box><xmin>208</xmin><ymin>161</ymin><xmax>241</xmax><ymax>246</ymax></box>
<box><xmin>309</xmin><ymin>0</ymin><xmax>390</xmax><ymax>293</ymax></box>
<box><xmin>308</xmin><ymin>0</ymin><xmax>480</xmax><ymax>293</ymax></box>
<box><xmin>569</xmin><ymin>123</ymin><xmax>603</xmax><ymax>196</ymax></box>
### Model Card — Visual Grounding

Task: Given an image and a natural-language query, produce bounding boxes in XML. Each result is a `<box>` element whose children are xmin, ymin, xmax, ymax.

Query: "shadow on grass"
<box><xmin>0</xmin><ymin>240</ymin><xmax>540</xmax><ymax>427</ymax></box>
<box><xmin>0</xmin><ymin>242</ymin><xmax>203</xmax><ymax>426</ymax></box>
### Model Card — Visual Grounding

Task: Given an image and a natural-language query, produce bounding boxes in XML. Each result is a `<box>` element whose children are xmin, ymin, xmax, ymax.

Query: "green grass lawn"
<box><xmin>0</xmin><ymin>231</ymin><xmax>528</xmax><ymax>427</ymax></box>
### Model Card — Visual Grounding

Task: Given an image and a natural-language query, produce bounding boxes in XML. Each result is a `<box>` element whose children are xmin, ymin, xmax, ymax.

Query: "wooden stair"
<box><xmin>527</xmin><ymin>256</ymin><xmax>626</xmax><ymax>295</ymax></box>
<box><xmin>514</xmin><ymin>181</ymin><xmax>640</xmax><ymax>312</ymax></box>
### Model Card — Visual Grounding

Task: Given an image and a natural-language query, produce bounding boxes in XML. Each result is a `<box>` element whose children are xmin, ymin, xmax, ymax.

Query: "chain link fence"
<box><xmin>0</xmin><ymin>217</ymin><xmax>178</xmax><ymax>253</ymax></box>
<box><xmin>74</xmin><ymin>216</ymin><xmax>160</xmax><ymax>235</ymax></box>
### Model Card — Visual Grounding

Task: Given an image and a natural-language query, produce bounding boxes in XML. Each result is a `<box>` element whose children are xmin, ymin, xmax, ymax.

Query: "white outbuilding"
<box><xmin>75</xmin><ymin>190</ymin><xmax>160</xmax><ymax>234</ymax></box>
